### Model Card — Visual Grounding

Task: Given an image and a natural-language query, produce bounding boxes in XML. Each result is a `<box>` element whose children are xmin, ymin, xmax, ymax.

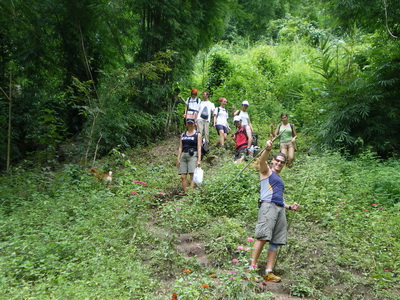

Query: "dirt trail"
<box><xmin>147</xmin><ymin>137</ymin><xmax>312</xmax><ymax>299</ymax></box>
<box><xmin>175</xmin><ymin>233</ymin><xmax>303</xmax><ymax>299</ymax></box>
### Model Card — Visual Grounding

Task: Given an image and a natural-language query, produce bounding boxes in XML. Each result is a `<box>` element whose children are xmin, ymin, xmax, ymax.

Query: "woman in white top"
<box><xmin>196</xmin><ymin>91</ymin><xmax>215</xmax><ymax>150</ymax></box>
<box><xmin>213</xmin><ymin>97</ymin><xmax>230</xmax><ymax>148</ymax></box>
<box><xmin>234</xmin><ymin>100</ymin><xmax>253</xmax><ymax>132</ymax></box>
<box><xmin>184</xmin><ymin>88</ymin><xmax>200</xmax><ymax>122</ymax></box>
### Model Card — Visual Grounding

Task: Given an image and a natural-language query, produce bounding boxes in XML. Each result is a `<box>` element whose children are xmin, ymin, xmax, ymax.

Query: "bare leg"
<box><xmin>219</xmin><ymin>129</ymin><xmax>225</xmax><ymax>146</ymax></box>
<box><xmin>287</xmin><ymin>145</ymin><xmax>295</xmax><ymax>167</ymax></box>
<box><xmin>251</xmin><ymin>240</ymin><xmax>267</xmax><ymax>266</ymax></box>
<box><xmin>204</xmin><ymin>121</ymin><xmax>210</xmax><ymax>149</ymax></box>
<box><xmin>266</xmin><ymin>249</ymin><xmax>277</xmax><ymax>271</ymax></box>
<box><xmin>189</xmin><ymin>173</ymin><xmax>195</xmax><ymax>189</ymax></box>
<box><xmin>181</xmin><ymin>174</ymin><xmax>188</xmax><ymax>193</ymax></box>
<box><xmin>280</xmin><ymin>146</ymin><xmax>288</xmax><ymax>160</ymax></box>
<box><xmin>223</xmin><ymin>133</ymin><xmax>228</xmax><ymax>146</ymax></box>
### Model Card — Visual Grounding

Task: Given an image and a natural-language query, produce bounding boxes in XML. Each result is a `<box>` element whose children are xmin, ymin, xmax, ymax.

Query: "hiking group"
<box><xmin>175</xmin><ymin>88</ymin><xmax>299</xmax><ymax>283</ymax></box>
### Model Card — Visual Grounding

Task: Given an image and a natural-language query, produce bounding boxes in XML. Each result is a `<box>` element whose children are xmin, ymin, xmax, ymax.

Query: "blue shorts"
<box><xmin>216</xmin><ymin>125</ymin><xmax>228</xmax><ymax>134</ymax></box>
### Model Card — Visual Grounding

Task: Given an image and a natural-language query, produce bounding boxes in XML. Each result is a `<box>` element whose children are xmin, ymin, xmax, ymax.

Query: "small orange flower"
<box><xmin>209</xmin><ymin>274</ymin><xmax>216</xmax><ymax>278</ymax></box>
<box><xmin>172</xmin><ymin>293</ymin><xmax>178</xmax><ymax>300</ymax></box>
<box><xmin>183</xmin><ymin>269</ymin><xmax>191</xmax><ymax>273</ymax></box>
<box><xmin>202</xmin><ymin>284</ymin><xmax>210</xmax><ymax>288</ymax></box>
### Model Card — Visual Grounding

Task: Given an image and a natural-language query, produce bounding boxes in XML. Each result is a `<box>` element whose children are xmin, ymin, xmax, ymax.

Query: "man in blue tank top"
<box><xmin>250</xmin><ymin>139</ymin><xmax>300</xmax><ymax>283</ymax></box>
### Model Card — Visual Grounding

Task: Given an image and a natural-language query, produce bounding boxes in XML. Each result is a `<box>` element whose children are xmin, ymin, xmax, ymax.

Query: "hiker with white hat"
<box><xmin>231</xmin><ymin>115</ymin><xmax>253</xmax><ymax>162</ymax></box>
<box><xmin>234</xmin><ymin>100</ymin><xmax>253</xmax><ymax>132</ymax></box>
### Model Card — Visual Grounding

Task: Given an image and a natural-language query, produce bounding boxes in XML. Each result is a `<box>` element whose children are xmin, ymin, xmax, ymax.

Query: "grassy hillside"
<box><xmin>0</xmin><ymin>137</ymin><xmax>399</xmax><ymax>299</ymax></box>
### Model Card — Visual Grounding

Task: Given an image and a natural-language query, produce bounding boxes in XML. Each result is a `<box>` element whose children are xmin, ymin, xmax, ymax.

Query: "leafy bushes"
<box><xmin>195</xmin><ymin>159</ymin><xmax>259</xmax><ymax>219</ymax></box>
<box><xmin>280</xmin><ymin>152</ymin><xmax>400</xmax><ymax>293</ymax></box>
<box><xmin>204</xmin><ymin>217</ymin><xmax>248</xmax><ymax>265</ymax></box>
<box><xmin>267</xmin><ymin>15</ymin><xmax>327</xmax><ymax>46</ymax></box>
<box><xmin>1</xmin><ymin>141</ymin><xmax>400</xmax><ymax>299</ymax></box>
<box><xmin>194</xmin><ymin>30</ymin><xmax>399</xmax><ymax>158</ymax></box>
<box><xmin>0</xmin><ymin>165</ymin><xmax>158</xmax><ymax>298</ymax></box>
<box><xmin>207</xmin><ymin>51</ymin><xmax>233</xmax><ymax>93</ymax></box>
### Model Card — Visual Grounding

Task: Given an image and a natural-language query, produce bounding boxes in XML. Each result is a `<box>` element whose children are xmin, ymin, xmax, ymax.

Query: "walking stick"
<box><xmin>212</xmin><ymin>131</ymin><xmax>283</xmax><ymax>200</ymax></box>
<box><xmin>273</xmin><ymin>174</ymin><xmax>309</xmax><ymax>270</ymax></box>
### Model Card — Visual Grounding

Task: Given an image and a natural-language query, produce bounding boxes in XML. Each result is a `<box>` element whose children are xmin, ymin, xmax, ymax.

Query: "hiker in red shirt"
<box><xmin>232</xmin><ymin>115</ymin><xmax>253</xmax><ymax>162</ymax></box>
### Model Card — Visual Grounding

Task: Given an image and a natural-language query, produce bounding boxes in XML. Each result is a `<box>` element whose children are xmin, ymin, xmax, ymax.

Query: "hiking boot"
<box><xmin>263</xmin><ymin>271</ymin><xmax>281</xmax><ymax>283</ymax></box>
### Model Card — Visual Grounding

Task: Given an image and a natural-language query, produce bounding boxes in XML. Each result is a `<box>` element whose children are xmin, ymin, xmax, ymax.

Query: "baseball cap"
<box><xmin>186</xmin><ymin>118</ymin><xmax>195</xmax><ymax>123</ymax></box>
<box><xmin>233</xmin><ymin>116</ymin><xmax>241</xmax><ymax>122</ymax></box>
<box><xmin>242</xmin><ymin>100</ymin><xmax>249</xmax><ymax>106</ymax></box>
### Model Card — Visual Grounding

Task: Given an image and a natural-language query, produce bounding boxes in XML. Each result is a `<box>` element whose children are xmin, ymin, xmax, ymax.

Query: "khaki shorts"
<box><xmin>254</xmin><ymin>202</ymin><xmax>287</xmax><ymax>245</ymax></box>
<box><xmin>280</xmin><ymin>141</ymin><xmax>295</xmax><ymax>151</ymax></box>
<box><xmin>178</xmin><ymin>152</ymin><xmax>198</xmax><ymax>174</ymax></box>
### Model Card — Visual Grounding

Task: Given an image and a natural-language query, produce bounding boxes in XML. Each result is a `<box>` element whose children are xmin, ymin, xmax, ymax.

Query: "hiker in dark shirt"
<box><xmin>177</xmin><ymin>118</ymin><xmax>202</xmax><ymax>193</ymax></box>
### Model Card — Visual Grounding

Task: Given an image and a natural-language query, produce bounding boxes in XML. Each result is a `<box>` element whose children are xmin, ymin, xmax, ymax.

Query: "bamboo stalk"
<box><xmin>7</xmin><ymin>71</ymin><xmax>11</xmax><ymax>175</ymax></box>
<box><xmin>0</xmin><ymin>72</ymin><xmax>12</xmax><ymax>176</ymax></box>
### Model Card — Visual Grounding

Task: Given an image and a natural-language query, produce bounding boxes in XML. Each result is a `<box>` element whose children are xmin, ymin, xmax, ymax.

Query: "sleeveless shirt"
<box><xmin>182</xmin><ymin>132</ymin><xmax>198</xmax><ymax>152</ymax></box>
<box><xmin>260</xmin><ymin>171</ymin><xmax>285</xmax><ymax>206</ymax></box>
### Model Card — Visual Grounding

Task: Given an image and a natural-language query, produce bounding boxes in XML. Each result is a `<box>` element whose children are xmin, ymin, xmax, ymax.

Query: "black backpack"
<box><xmin>200</xmin><ymin>106</ymin><xmax>209</xmax><ymax>119</ymax></box>
<box><xmin>193</xmin><ymin>132</ymin><xmax>209</xmax><ymax>158</ymax></box>
<box><xmin>251</xmin><ymin>133</ymin><xmax>258</xmax><ymax>146</ymax></box>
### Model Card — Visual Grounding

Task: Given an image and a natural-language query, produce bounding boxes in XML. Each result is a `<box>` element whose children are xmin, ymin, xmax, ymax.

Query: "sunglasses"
<box><xmin>275</xmin><ymin>159</ymin><xmax>286</xmax><ymax>164</ymax></box>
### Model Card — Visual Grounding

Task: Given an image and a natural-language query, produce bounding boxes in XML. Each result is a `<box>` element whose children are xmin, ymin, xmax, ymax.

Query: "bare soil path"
<box><xmin>147</xmin><ymin>137</ymin><xmax>313</xmax><ymax>299</ymax></box>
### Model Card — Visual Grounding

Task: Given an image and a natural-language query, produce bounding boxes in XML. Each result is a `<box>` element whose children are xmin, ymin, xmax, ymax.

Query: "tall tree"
<box><xmin>131</xmin><ymin>0</ymin><xmax>232</xmax><ymax>112</ymax></box>
<box><xmin>226</xmin><ymin>0</ymin><xmax>303</xmax><ymax>41</ymax></box>
<box><xmin>0</xmin><ymin>0</ymin><xmax>133</xmax><ymax>164</ymax></box>
<box><xmin>323</xmin><ymin>0</ymin><xmax>399</xmax><ymax>37</ymax></box>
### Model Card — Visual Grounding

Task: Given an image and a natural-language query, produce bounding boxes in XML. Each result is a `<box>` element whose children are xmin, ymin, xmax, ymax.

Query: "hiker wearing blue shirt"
<box><xmin>250</xmin><ymin>139</ymin><xmax>300</xmax><ymax>283</ymax></box>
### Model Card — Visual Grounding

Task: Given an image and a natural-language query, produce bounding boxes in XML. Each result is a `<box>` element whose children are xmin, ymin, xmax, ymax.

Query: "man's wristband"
<box><xmin>289</xmin><ymin>205</ymin><xmax>292</xmax><ymax>210</ymax></box>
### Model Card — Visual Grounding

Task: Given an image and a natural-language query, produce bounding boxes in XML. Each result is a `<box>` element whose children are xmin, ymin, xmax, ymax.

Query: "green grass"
<box><xmin>0</xmin><ymin>144</ymin><xmax>399</xmax><ymax>299</ymax></box>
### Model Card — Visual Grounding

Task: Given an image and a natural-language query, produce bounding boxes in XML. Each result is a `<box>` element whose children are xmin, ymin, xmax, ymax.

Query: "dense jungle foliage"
<box><xmin>0</xmin><ymin>0</ymin><xmax>399</xmax><ymax>299</ymax></box>
<box><xmin>1</xmin><ymin>0</ymin><xmax>399</xmax><ymax>168</ymax></box>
